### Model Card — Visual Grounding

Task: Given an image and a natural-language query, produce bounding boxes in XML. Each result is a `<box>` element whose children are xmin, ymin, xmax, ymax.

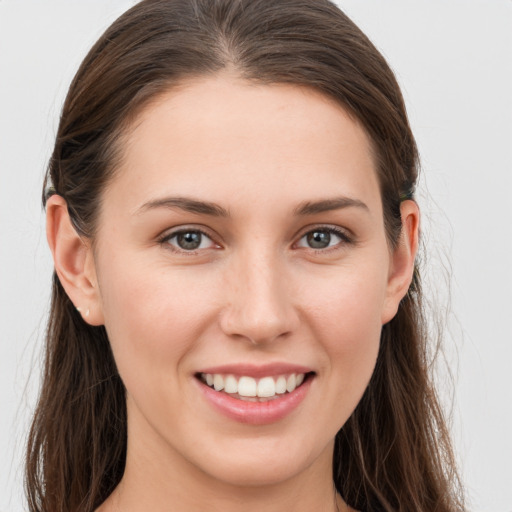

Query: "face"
<box><xmin>88</xmin><ymin>75</ymin><xmax>406</xmax><ymax>488</ymax></box>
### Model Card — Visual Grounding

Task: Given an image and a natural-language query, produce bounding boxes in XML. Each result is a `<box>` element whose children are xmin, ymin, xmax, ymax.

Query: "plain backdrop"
<box><xmin>1</xmin><ymin>1</ymin><xmax>511</xmax><ymax>511</ymax></box>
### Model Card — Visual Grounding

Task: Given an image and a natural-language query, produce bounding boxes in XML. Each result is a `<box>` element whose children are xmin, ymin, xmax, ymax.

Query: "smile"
<box><xmin>195</xmin><ymin>366</ymin><xmax>315</xmax><ymax>425</ymax></box>
<box><xmin>199</xmin><ymin>372</ymin><xmax>307</xmax><ymax>401</ymax></box>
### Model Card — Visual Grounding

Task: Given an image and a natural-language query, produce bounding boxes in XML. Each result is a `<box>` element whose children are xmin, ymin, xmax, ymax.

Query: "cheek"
<box><xmin>299</xmin><ymin>262</ymin><xmax>387</xmax><ymax>379</ymax></box>
<box><xmin>97</xmin><ymin>255</ymin><xmax>220</xmax><ymax>385</ymax></box>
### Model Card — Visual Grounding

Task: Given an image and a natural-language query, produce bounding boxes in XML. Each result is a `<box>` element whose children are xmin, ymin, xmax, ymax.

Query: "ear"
<box><xmin>46</xmin><ymin>195</ymin><xmax>104</xmax><ymax>326</ymax></box>
<box><xmin>381</xmin><ymin>200</ymin><xmax>420</xmax><ymax>324</ymax></box>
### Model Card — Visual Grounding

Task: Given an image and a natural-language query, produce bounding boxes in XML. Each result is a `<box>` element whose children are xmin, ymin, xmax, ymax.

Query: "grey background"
<box><xmin>1</xmin><ymin>1</ymin><xmax>511</xmax><ymax>510</ymax></box>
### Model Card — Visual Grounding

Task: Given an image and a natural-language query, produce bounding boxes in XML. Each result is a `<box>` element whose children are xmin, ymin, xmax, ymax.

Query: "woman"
<box><xmin>26</xmin><ymin>0</ymin><xmax>465</xmax><ymax>510</ymax></box>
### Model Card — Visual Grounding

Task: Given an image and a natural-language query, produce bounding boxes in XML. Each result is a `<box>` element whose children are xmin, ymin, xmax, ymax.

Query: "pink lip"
<box><xmin>196</xmin><ymin>363</ymin><xmax>314</xmax><ymax>378</ymax></box>
<box><xmin>195</xmin><ymin>373</ymin><xmax>314</xmax><ymax>425</ymax></box>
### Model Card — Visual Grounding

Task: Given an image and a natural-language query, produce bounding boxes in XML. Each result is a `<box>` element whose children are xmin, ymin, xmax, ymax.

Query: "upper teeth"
<box><xmin>202</xmin><ymin>373</ymin><xmax>305</xmax><ymax>398</ymax></box>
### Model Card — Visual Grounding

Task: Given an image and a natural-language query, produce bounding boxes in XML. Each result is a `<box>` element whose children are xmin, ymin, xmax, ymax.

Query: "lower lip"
<box><xmin>196</xmin><ymin>376</ymin><xmax>313</xmax><ymax>425</ymax></box>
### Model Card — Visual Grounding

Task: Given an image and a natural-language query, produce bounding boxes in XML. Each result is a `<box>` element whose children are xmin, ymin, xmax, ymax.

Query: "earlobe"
<box><xmin>381</xmin><ymin>200</ymin><xmax>420</xmax><ymax>324</ymax></box>
<box><xmin>46</xmin><ymin>195</ymin><xmax>104</xmax><ymax>326</ymax></box>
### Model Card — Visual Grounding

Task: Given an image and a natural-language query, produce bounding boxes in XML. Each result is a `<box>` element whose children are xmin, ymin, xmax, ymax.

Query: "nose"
<box><xmin>219</xmin><ymin>250</ymin><xmax>300</xmax><ymax>345</ymax></box>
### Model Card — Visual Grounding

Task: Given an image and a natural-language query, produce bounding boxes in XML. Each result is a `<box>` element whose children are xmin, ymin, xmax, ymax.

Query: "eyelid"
<box><xmin>293</xmin><ymin>224</ymin><xmax>354</xmax><ymax>251</ymax></box>
<box><xmin>157</xmin><ymin>225</ymin><xmax>221</xmax><ymax>253</ymax></box>
<box><xmin>156</xmin><ymin>223</ymin><xmax>354</xmax><ymax>255</ymax></box>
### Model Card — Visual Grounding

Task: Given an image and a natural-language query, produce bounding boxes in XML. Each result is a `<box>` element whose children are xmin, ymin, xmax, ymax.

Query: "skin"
<box><xmin>46</xmin><ymin>74</ymin><xmax>419</xmax><ymax>512</ymax></box>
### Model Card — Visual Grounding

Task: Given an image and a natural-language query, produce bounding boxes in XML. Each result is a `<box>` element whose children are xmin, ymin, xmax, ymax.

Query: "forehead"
<box><xmin>107</xmin><ymin>75</ymin><xmax>381</xmax><ymax>219</ymax></box>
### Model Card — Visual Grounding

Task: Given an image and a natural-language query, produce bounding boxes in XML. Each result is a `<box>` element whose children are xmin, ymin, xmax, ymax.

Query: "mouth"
<box><xmin>196</xmin><ymin>371</ymin><xmax>313</xmax><ymax>402</ymax></box>
<box><xmin>194</xmin><ymin>368</ymin><xmax>315</xmax><ymax>424</ymax></box>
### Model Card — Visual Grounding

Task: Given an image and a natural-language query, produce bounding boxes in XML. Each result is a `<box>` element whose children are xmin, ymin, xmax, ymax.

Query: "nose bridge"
<box><xmin>220</xmin><ymin>242</ymin><xmax>298</xmax><ymax>344</ymax></box>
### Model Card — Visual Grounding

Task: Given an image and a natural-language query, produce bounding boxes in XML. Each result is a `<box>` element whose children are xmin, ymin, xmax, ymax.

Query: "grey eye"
<box><xmin>306</xmin><ymin>230</ymin><xmax>332</xmax><ymax>249</ymax></box>
<box><xmin>297</xmin><ymin>228</ymin><xmax>347</xmax><ymax>250</ymax></box>
<box><xmin>167</xmin><ymin>230</ymin><xmax>215</xmax><ymax>251</ymax></box>
<box><xmin>176</xmin><ymin>231</ymin><xmax>202</xmax><ymax>250</ymax></box>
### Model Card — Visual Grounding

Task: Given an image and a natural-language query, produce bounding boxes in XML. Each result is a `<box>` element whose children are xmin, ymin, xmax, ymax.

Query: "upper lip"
<box><xmin>196</xmin><ymin>363</ymin><xmax>314</xmax><ymax>378</ymax></box>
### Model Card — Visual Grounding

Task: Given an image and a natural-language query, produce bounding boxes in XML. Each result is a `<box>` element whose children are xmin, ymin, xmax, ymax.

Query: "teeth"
<box><xmin>286</xmin><ymin>374</ymin><xmax>296</xmax><ymax>392</ymax></box>
<box><xmin>201</xmin><ymin>372</ymin><xmax>307</xmax><ymax>398</ymax></box>
<box><xmin>275</xmin><ymin>376</ymin><xmax>287</xmax><ymax>394</ymax></box>
<box><xmin>238</xmin><ymin>376</ymin><xmax>257</xmax><ymax>397</ymax></box>
<box><xmin>213</xmin><ymin>374</ymin><xmax>224</xmax><ymax>391</ymax></box>
<box><xmin>257</xmin><ymin>377</ymin><xmax>275</xmax><ymax>397</ymax></box>
<box><xmin>224</xmin><ymin>375</ymin><xmax>238</xmax><ymax>394</ymax></box>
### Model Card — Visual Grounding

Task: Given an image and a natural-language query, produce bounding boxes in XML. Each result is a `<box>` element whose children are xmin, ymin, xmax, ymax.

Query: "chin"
<box><xmin>184</xmin><ymin>433</ymin><xmax>332</xmax><ymax>489</ymax></box>
<box><xmin>201</xmin><ymin>455</ymin><xmax>308</xmax><ymax>488</ymax></box>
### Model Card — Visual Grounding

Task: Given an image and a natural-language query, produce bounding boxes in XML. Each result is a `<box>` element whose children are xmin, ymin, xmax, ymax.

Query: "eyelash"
<box><xmin>157</xmin><ymin>225</ymin><xmax>354</xmax><ymax>255</ymax></box>
<box><xmin>296</xmin><ymin>226</ymin><xmax>354</xmax><ymax>254</ymax></box>
<box><xmin>157</xmin><ymin>227</ymin><xmax>217</xmax><ymax>255</ymax></box>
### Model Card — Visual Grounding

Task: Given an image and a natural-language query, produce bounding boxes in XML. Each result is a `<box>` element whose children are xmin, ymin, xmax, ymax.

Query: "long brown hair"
<box><xmin>26</xmin><ymin>1</ymin><xmax>465</xmax><ymax>510</ymax></box>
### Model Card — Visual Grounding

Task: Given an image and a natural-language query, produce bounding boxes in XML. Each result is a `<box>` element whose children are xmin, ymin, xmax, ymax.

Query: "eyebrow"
<box><xmin>136</xmin><ymin>197</ymin><xmax>230</xmax><ymax>217</ymax></box>
<box><xmin>293</xmin><ymin>197</ymin><xmax>369</xmax><ymax>216</ymax></box>
<box><xmin>136</xmin><ymin>195</ymin><xmax>368</xmax><ymax>217</ymax></box>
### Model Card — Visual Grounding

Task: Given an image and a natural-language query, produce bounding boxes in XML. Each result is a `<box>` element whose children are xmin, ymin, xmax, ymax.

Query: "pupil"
<box><xmin>307</xmin><ymin>231</ymin><xmax>331</xmax><ymax>249</ymax></box>
<box><xmin>177</xmin><ymin>232</ymin><xmax>202</xmax><ymax>250</ymax></box>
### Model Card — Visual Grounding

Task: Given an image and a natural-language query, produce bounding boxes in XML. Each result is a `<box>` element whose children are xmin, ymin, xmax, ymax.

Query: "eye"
<box><xmin>296</xmin><ymin>227</ymin><xmax>350</xmax><ymax>250</ymax></box>
<box><xmin>161</xmin><ymin>229</ymin><xmax>217</xmax><ymax>252</ymax></box>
